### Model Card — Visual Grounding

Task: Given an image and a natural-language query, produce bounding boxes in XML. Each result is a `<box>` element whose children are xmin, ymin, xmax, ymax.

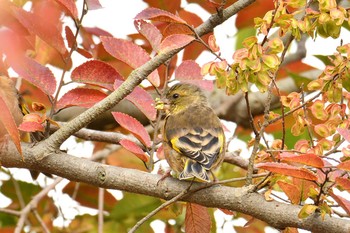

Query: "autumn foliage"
<box><xmin>1</xmin><ymin>0</ymin><xmax>350</xmax><ymax>232</ymax></box>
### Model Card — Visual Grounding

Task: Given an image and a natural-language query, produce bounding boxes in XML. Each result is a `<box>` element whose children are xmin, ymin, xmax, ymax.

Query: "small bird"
<box><xmin>158</xmin><ymin>83</ymin><xmax>225</xmax><ymax>182</ymax></box>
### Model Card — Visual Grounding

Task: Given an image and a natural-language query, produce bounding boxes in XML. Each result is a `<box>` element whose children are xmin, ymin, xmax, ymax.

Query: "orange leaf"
<box><xmin>277</xmin><ymin>181</ymin><xmax>301</xmax><ymax>204</ymax></box>
<box><xmin>65</xmin><ymin>26</ymin><xmax>76</xmax><ymax>49</ymax></box>
<box><xmin>208</xmin><ymin>35</ymin><xmax>220</xmax><ymax>52</ymax></box>
<box><xmin>279</xmin><ymin>152</ymin><xmax>325</xmax><ymax>168</ymax></box>
<box><xmin>12</xmin><ymin>6</ymin><xmax>67</xmax><ymax>55</ymax></box>
<box><xmin>330</xmin><ymin>192</ymin><xmax>350</xmax><ymax>215</ymax></box>
<box><xmin>55</xmin><ymin>0</ymin><xmax>78</xmax><ymax>19</ymax></box>
<box><xmin>159</xmin><ymin>34</ymin><xmax>194</xmax><ymax>54</ymax></box>
<box><xmin>185</xmin><ymin>203</ymin><xmax>211</xmax><ymax>233</ymax></box>
<box><xmin>56</xmin><ymin>88</ymin><xmax>107</xmax><ymax>110</ymax></box>
<box><xmin>135</xmin><ymin>7</ymin><xmax>186</xmax><ymax>24</ymax></box>
<box><xmin>338</xmin><ymin>160</ymin><xmax>350</xmax><ymax>171</ymax></box>
<box><xmin>119</xmin><ymin>139</ymin><xmax>148</xmax><ymax>162</ymax></box>
<box><xmin>335</xmin><ymin>177</ymin><xmax>350</xmax><ymax>192</ymax></box>
<box><xmin>256</xmin><ymin>162</ymin><xmax>318</xmax><ymax>181</ymax></box>
<box><xmin>236</xmin><ymin>0</ymin><xmax>274</xmax><ymax>28</ymax></box>
<box><xmin>71</xmin><ymin>60</ymin><xmax>124</xmax><ymax>91</ymax></box>
<box><xmin>112</xmin><ymin>112</ymin><xmax>151</xmax><ymax>147</ymax></box>
<box><xmin>0</xmin><ymin>94</ymin><xmax>22</xmax><ymax>155</ymax></box>
<box><xmin>101</xmin><ymin>36</ymin><xmax>160</xmax><ymax>87</ymax></box>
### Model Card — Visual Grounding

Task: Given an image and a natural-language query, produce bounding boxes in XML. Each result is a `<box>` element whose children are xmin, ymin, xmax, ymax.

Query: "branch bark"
<box><xmin>1</xmin><ymin>142</ymin><xmax>350</xmax><ymax>233</ymax></box>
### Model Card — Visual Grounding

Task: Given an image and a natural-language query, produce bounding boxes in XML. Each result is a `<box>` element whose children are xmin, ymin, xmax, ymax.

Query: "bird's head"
<box><xmin>156</xmin><ymin>83</ymin><xmax>207</xmax><ymax>114</ymax></box>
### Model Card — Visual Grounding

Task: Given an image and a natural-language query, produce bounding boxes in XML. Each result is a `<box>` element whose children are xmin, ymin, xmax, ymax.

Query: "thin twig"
<box><xmin>244</xmin><ymin>92</ymin><xmax>259</xmax><ymax>136</ymax></box>
<box><xmin>128</xmin><ymin>182</ymin><xmax>194</xmax><ymax>233</ymax></box>
<box><xmin>216</xmin><ymin>173</ymin><xmax>269</xmax><ymax>185</ymax></box>
<box><xmin>98</xmin><ymin>187</ymin><xmax>104</xmax><ymax>233</ymax></box>
<box><xmin>15</xmin><ymin>177</ymin><xmax>63</xmax><ymax>233</ymax></box>
<box><xmin>148</xmin><ymin>60</ymin><xmax>171</xmax><ymax>171</ymax></box>
<box><xmin>50</xmin><ymin>0</ymin><xmax>88</xmax><ymax>117</ymax></box>
<box><xmin>0</xmin><ymin>208</ymin><xmax>21</xmax><ymax>216</ymax></box>
<box><xmin>301</xmin><ymin>86</ymin><xmax>314</xmax><ymax>147</ymax></box>
<box><xmin>32</xmin><ymin>209</ymin><xmax>50</xmax><ymax>233</ymax></box>
<box><xmin>271</xmin><ymin>79</ymin><xmax>286</xmax><ymax>150</ymax></box>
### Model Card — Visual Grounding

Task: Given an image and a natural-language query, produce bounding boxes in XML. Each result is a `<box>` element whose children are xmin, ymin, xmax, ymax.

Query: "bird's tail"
<box><xmin>179</xmin><ymin>159</ymin><xmax>210</xmax><ymax>182</ymax></box>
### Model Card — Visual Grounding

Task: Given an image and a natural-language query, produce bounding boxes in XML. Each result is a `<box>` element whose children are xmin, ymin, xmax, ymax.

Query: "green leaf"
<box><xmin>1</xmin><ymin>179</ymin><xmax>41</xmax><ymax>204</ymax></box>
<box><xmin>0</xmin><ymin>212</ymin><xmax>17</xmax><ymax>227</ymax></box>
<box><xmin>234</xmin><ymin>27</ymin><xmax>256</xmax><ymax>50</ymax></box>
<box><xmin>287</xmin><ymin>71</ymin><xmax>312</xmax><ymax>88</ymax></box>
<box><xmin>313</xmin><ymin>55</ymin><xmax>334</xmax><ymax>66</ymax></box>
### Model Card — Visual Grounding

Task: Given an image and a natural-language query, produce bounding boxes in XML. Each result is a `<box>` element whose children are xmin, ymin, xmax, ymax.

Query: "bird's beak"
<box><xmin>155</xmin><ymin>97</ymin><xmax>170</xmax><ymax>111</ymax></box>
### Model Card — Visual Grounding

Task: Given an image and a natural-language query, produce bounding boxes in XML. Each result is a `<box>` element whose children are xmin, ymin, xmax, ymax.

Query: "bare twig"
<box><xmin>32</xmin><ymin>209</ymin><xmax>50</xmax><ymax>233</ymax></box>
<box><xmin>98</xmin><ymin>187</ymin><xmax>104</xmax><ymax>233</ymax></box>
<box><xmin>15</xmin><ymin>177</ymin><xmax>63</xmax><ymax>233</ymax></box>
<box><xmin>128</xmin><ymin>182</ymin><xmax>194</xmax><ymax>233</ymax></box>
<box><xmin>50</xmin><ymin>0</ymin><xmax>88</xmax><ymax>116</ymax></box>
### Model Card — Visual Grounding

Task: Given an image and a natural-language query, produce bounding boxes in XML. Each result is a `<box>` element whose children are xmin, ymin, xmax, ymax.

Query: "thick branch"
<box><xmin>1</xmin><ymin>142</ymin><xmax>349</xmax><ymax>233</ymax></box>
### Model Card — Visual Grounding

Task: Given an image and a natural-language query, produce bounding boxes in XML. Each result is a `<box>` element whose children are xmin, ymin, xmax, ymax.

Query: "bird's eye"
<box><xmin>172</xmin><ymin>93</ymin><xmax>179</xmax><ymax>99</ymax></box>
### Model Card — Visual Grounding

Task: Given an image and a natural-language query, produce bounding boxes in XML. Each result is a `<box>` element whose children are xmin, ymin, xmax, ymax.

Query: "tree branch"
<box><xmin>33</xmin><ymin>0</ymin><xmax>257</xmax><ymax>160</ymax></box>
<box><xmin>1</xmin><ymin>142</ymin><xmax>349</xmax><ymax>233</ymax></box>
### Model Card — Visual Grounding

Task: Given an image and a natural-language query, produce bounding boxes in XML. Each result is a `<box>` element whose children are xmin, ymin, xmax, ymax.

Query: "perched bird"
<box><xmin>158</xmin><ymin>83</ymin><xmax>225</xmax><ymax>182</ymax></box>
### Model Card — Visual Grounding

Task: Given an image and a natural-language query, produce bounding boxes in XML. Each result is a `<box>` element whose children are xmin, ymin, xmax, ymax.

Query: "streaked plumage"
<box><xmin>161</xmin><ymin>83</ymin><xmax>225</xmax><ymax>182</ymax></box>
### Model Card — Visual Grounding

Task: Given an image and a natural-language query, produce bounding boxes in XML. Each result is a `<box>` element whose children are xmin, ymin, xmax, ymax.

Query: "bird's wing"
<box><xmin>168</xmin><ymin>127</ymin><xmax>224</xmax><ymax>169</ymax></box>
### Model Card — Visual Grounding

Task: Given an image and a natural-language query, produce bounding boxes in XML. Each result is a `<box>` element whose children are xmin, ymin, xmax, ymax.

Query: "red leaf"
<box><xmin>135</xmin><ymin>7</ymin><xmax>186</xmax><ymax>24</ymax></box>
<box><xmin>218</xmin><ymin>208</ymin><xmax>236</xmax><ymax>216</ymax></box>
<box><xmin>85</xmin><ymin>0</ymin><xmax>103</xmax><ymax>10</ymax></box>
<box><xmin>279</xmin><ymin>152</ymin><xmax>325</xmax><ymax>168</ymax></box>
<box><xmin>159</xmin><ymin>34</ymin><xmax>195</xmax><ymax>54</ymax></box>
<box><xmin>185</xmin><ymin>203</ymin><xmax>211</xmax><ymax>233</ymax></box>
<box><xmin>12</xmin><ymin>6</ymin><xmax>67</xmax><ymax>55</ymax></box>
<box><xmin>65</xmin><ymin>26</ymin><xmax>76</xmax><ymax>49</ymax></box>
<box><xmin>8</xmin><ymin>56</ymin><xmax>56</xmax><ymax>96</ymax></box>
<box><xmin>55</xmin><ymin>0</ymin><xmax>78</xmax><ymax>19</ymax></box>
<box><xmin>337</xmin><ymin>128</ymin><xmax>350</xmax><ymax>143</ymax></box>
<box><xmin>114</xmin><ymin>80</ymin><xmax>156</xmax><ymax>121</ymax></box>
<box><xmin>18</xmin><ymin>121</ymin><xmax>44</xmax><ymax>132</ymax></box>
<box><xmin>56</xmin><ymin>88</ymin><xmax>107</xmax><ymax>110</ymax></box>
<box><xmin>112</xmin><ymin>112</ymin><xmax>151</xmax><ymax>147</ymax></box>
<box><xmin>330</xmin><ymin>192</ymin><xmax>350</xmax><ymax>215</ymax></box>
<box><xmin>277</xmin><ymin>181</ymin><xmax>301</xmax><ymax>204</ymax></box>
<box><xmin>156</xmin><ymin>144</ymin><xmax>164</xmax><ymax>160</ymax></box>
<box><xmin>0</xmin><ymin>95</ymin><xmax>22</xmax><ymax>155</ymax></box>
<box><xmin>84</xmin><ymin>27</ymin><xmax>113</xmax><ymax>37</ymax></box>
<box><xmin>134</xmin><ymin>20</ymin><xmax>162</xmax><ymax>52</ymax></box>
<box><xmin>101</xmin><ymin>36</ymin><xmax>160</xmax><ymax>87</ymax></box>
<box><xmin>119</xmin><ymin>139</ymin><xmax>148</xmax><ymax>162</ymax></box>
<box><xmin>175</xmin><ymin>60</ymin><xmax>213</xmax><ymax>91</ymax></box>
<box><xmin>336</xmin><ymin>177</ymin><xmax>350</xmax><ymax>192</ymax></box>
<box><xmin>71</xmin><ymin>60</ymin><xmax>124</xmax><ymax>91</ymax></box>
<box><xmin>175</xmin><ymin>60</ymin><xmax>202</xmax><ymax>80</ymax></box>
<box><xmin>256</xmin><ymin>162</ymin><xmax>318</xmax><ymax>181</ymax></box>
<box><xmin>76</xmin><ymin>48</ymin><xmax>93</xmax><ymax>58</ymax></box>
<box><xmin>338</xmin><ymin>160</ymin><xmax>350</xmax><ymax>171</ymax></box>
<box><xmin>63</xmin><ymin>182</ymin><xmax>117</xmax><ymax>211</ymax></box>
